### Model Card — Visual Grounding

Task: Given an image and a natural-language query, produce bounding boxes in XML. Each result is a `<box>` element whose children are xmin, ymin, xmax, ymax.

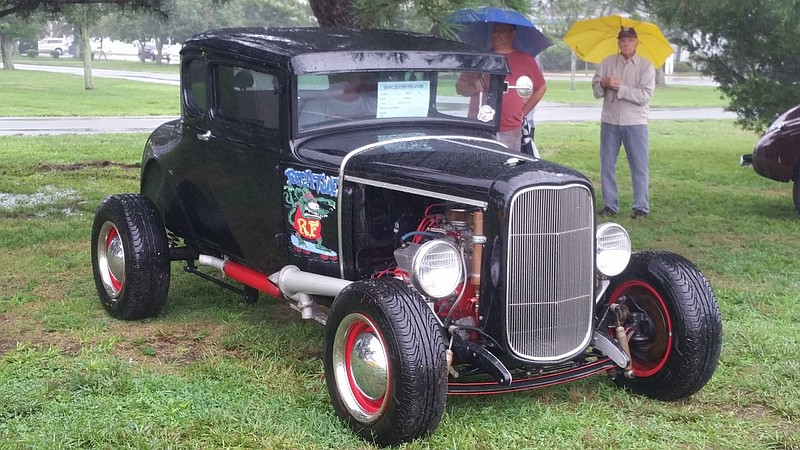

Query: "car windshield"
<box><xmin>296</xmin><ymin>70</ymin><xmax>502</xmax><ymax>133</ymax></box>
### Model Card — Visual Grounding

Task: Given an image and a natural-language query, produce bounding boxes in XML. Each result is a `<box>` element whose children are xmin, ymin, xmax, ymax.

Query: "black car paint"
<box><xmin>137</xmin><ymin>26</ymin><xmax>603</xmax><ymax>377</ymax></box>
<box><xmin>144</xmin><ymin>28</ymin><xmax>598</xmax><ymax>353</ymax></box>
<box><xmin>184</xmin><ymin>27</ymin><xmax>509</xmax><ymax>75</ymax></box>
<box><xmin>144</xmin><ymin>117</ymin><xmax>595</xmax><ymax>286</ymax></box>
<box><xmin>142</xmin><ymin>27</ymin><xmax>523</xmax><ymax>277</ymax></box>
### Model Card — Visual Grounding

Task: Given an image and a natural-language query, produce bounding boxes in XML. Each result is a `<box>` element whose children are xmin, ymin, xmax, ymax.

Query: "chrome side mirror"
<box><xmin>504</xmin><ymin>75</ymin><xmax>533</xmax><ymax>98</ymax></box>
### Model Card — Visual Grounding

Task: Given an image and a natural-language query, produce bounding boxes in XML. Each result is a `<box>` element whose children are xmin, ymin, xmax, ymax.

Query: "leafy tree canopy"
<box><xmin>310</xmin><ymin>0</ymin><xmax>531</xmax><ymax>32</ymax></box>
<box><xmin>0</xmin><ymin>0</ymin><xmax>168</xmax><ymax>18</ymax></box>
<box><xmin>645</xmin><ymin>0</ymin><xmax>800</xmax><ymax>132</ymax></box>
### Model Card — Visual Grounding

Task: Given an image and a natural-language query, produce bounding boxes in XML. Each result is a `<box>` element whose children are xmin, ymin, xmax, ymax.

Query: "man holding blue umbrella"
<box><xmin>449</xmin><ymin>8</ymin><xmax>548</xmax><ymax>153</ymax></box>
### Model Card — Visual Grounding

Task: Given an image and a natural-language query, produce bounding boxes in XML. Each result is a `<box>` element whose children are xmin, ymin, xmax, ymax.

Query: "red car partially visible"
<box><xmin>742</xmin><ymin>103</ymin><xmax>800</xmax><ymax>215</ymax></box>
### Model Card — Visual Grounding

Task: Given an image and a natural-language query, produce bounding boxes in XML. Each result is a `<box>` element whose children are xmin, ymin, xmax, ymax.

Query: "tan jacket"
<box><xmin>592</xmin><ymin>53</ymin><xmax>655</xmax><ymax>126</ymax></box>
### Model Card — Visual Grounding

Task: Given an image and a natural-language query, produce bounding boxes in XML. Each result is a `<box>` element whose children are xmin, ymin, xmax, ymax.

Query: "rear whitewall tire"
<box><xmin>91</xmin><ymin>194</ymin><xmax>170</xmax><ymax>320</ymax></box>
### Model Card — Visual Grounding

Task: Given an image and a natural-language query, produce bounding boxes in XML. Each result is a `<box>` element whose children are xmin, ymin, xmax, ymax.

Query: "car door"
<box><xmin>201</xmin><ymin>62</ymin><xmax>288</xmax><ymax>272</ymax></box>
<box><xmin>168</xmin><ymin>56</ymin><xmax>239</xmax><ymax>253</ymax></box>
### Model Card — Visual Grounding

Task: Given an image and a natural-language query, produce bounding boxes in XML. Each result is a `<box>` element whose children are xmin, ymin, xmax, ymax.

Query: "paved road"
<box><xmin>12</xmin><ymin>63</ymin><xmax>180</xmax><ymax>85</ymax></box>
<box><xmin>0</xmin><ymin>116</ymin><xmax>179</xmax><ymax>135</ymax></box>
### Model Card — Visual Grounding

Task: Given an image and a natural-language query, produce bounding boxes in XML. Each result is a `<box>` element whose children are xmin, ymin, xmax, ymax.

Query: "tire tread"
<box><xmin>612</xmin><ymin>251</ymin><xmax>722</xmax><ymax>400</ymax></box>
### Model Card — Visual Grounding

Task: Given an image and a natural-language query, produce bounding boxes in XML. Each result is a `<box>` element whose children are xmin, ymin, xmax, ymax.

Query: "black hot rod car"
<box><xmin>91</xmin><ymin>27</ymin><xmax>722</xmax><ymax>446</ymax></box>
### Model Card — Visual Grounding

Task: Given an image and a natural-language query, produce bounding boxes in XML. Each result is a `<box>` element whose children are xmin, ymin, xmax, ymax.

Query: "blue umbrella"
<box><xmin>443</xmin><ymin>7</ymin><xmax>552</xmax><ymax>57</ymax></box>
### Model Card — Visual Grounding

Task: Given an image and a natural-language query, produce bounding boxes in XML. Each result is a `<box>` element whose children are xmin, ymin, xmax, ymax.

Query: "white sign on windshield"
<box><xmin>376</xmin><ymin>81</ymin><xmax>430</xmax><ymax>118</ymax></box>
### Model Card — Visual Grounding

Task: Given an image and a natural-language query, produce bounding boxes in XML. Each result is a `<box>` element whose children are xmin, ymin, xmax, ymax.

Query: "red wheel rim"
<box><xmin>332</xmin><ymin>313</ymin><xmax>391</xmax><ymax>423</ymax></box>
<box><xmin>97</xmin><ymin>221</ymin><xmax>125</xmax><ymax>298</ymax></box>
<box><xmin>105</xmin><ymin>227</ymin><xmax>122</xmax><ymax>291</ymax></box>
<box><xmin>344</xmin><ymin>320</ymin><xmax>386</xmax><ymax>414</ymax></box>
<box><xmin>608</xmin><ymin>279</ymin><xmax>673</xmax><ymax>377</ymax></box>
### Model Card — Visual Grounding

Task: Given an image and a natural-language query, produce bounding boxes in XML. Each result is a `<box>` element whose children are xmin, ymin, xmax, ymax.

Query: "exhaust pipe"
<box><xmin>198</xmin><ymin>256</ymin><xmax>352</xmax><ymax>321</ymax></box>
<box><xmin>269</xmin><ymin>265</ymin><xmax>352</xmax><ymax>298</ymax></box>
<box><xmin>198</xmin><ymin>255</ymin><xmax>281</xmax><ymax>299</ymax></box>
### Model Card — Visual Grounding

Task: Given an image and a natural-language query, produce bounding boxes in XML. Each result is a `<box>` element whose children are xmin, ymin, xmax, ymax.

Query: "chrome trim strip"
<box><xmin>345</xmin><ymin>176</ymin><xmax>487</xmax><ymax>209</ymax></box>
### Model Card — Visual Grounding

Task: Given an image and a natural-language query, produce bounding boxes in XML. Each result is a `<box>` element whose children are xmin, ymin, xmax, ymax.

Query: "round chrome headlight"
<box><xmin>411</xmin><ymin>240</ymin><xmax>463</xmax><ymax>299</ymax></box>
<box><xmin>596</xmin><ymin>223</ymin><xmax>631</xmax><ymax>277</ymax></box>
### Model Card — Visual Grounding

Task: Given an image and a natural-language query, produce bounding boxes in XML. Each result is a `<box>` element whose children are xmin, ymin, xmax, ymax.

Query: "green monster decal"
<box><xmin>283</xmin><ymin>168</ymin><xmax>339</xmax><ymax>261</ymax></box>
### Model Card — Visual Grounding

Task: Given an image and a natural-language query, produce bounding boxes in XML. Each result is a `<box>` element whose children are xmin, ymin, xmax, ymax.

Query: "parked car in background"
<box><xmin>741</xmin><ymin>103</ymin><xmax>800</xmax><ymax>215</ymax></box>
<box><xmin>138</xmin><ymin>44</ymin><xmax>170</xmax><ymax>62</ymax></box>
<box><xmin>91</xmin><ymin>27</ymin><xmax>723</xmax><ymax>446</ymax></box>
<box><xmin>37</xmin><ymin>37</ymin><xmax>70</xmax><ymax>56</ymax></box>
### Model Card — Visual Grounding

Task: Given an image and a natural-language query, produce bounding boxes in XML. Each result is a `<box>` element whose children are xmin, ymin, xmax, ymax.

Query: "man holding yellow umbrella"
<box><xmin>564</xmin><ymin>16</ymin><xmax>673</xmax><ymax>219</ymax></box>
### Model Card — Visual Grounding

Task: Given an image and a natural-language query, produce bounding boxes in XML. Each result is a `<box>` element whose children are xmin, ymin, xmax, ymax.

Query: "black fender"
<box><xmin>140</xmin><ymin>157</ymin><xmax>197</xmax><ymax>242</ymax></box>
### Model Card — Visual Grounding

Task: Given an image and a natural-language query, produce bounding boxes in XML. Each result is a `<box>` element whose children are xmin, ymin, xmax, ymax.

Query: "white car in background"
<box><xmin>37</xmin><ymin>38</ymin><xmax>70</xmax><ymax>56</ymax></box>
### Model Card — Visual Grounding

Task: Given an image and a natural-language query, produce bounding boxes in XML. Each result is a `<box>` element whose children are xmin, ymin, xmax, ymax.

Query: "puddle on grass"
<box><xmin>0</xmin><ymin>186</ymin><xmax>83</xmax><ymax>217</ymax></box>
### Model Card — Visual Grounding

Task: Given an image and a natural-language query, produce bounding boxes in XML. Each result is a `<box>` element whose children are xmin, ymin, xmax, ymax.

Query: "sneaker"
<box><xmin>597</xmin><ymin>207</ymin><xmax>616</xmax><ymax>217</ymax></box>
<box><xmin>631</xmin><ymin>209</ymin><xmax>648</xmax><ymax>219</ymax></box>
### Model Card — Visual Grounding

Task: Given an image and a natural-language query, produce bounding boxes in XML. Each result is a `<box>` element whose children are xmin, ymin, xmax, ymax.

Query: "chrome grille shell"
<box><xmin>505</xmin><ymin>184</ymin><xmax>595</xmax><ymax>362</ymax></box>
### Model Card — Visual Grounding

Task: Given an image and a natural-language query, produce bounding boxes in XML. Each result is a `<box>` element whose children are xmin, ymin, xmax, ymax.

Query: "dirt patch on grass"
<box><xmin>38</xmin><ymin>160</ymin><xmax>139</xmax><ymax>171</ymax></box>
<box><xmin>108</xmin><ymin>320</ymin><xmax>230</xmax><ymax>368</ymax></box>
<box><xmin>0</xmin><ymin>310</ymin><xmax>84</xmax><ymax>357</ymax></box>
<box><xmin>0</xmin><ymin>313</ymin><xmax>233</xmax><ymax>371</ymax></box>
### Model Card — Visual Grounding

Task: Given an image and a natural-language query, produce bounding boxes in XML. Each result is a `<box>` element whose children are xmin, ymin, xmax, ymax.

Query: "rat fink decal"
<box><xmin>283</xmin><ymin>168</ymin><xmax>339</xmax><ymax>261</ymax></box>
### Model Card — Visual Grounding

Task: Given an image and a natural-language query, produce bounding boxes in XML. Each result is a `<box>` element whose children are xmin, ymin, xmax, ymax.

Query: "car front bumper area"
<box><xmin>740</xmin><ymin>153</ymin><xmax>753</xmax><ymax>167</ymax></box>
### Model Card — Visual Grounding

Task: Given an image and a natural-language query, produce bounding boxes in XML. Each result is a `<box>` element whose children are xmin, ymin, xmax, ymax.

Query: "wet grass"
<box><xmin>0</xmin><ymin>70</ymin><xmax>178</xmax><ymax>117</ymax></box>
<box><xmin>544</xmin><ymin>79</ymin><xmax>728</xmax><ymax>108</ymax></box>
<box><xmin>1</xmin><ymin>122</ymin><xmax>799</xmax><ymax>449</ymax></box>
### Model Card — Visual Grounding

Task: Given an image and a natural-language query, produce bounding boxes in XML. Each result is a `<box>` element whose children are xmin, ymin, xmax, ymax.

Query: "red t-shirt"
<box><xmin>499</xmin><ymin>50</ymin><xmax>545</xmax><ymax>132</ymax></box>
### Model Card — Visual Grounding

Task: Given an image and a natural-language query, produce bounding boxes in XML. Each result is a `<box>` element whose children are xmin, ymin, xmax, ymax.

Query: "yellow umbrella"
<box><xmin>563</xmin><ymin>15</ymin><xmax>674</xmax><ymax>67</ymax></box>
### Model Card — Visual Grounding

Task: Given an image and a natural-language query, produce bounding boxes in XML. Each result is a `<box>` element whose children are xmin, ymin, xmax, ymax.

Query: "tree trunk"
<box><xmin>569</xmin><ymin>52</ymin><xmax>576</xmax><ymax>91</ymax></box>
<box><xmin>79</xmin><ymin>24</ymin><xmax>95</xmax><ymax>90</ymax></box>
<box><xmin>0</xmin><ymin>33</ymin><xmax>15</xmax><ymax>70</ymax></box>
<box><xmin>308</xmin><ymin>0</ymin><xmax>355</xmax><ymax>27</ymax></box>
<box><xmin>155</xmin><ymin>37</ymin><xmax>166</xmax><ymax>64</ymax></box>
<box><xmin>655</xmin><ymin>67</ymin><xmax>666</xmax><ymax>87</ymax></box>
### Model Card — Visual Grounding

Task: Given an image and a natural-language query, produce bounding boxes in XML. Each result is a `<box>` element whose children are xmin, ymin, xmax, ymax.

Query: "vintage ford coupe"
<box><xmin>91</xmin><ymin>27</ymin><xmax>722</xmax><ymax>446</ymax></box>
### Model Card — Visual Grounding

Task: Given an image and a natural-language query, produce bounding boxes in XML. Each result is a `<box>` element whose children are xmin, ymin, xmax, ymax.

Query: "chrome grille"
<box><xmin>505</xmin><ymin>184</ymin><xmax>594</xmax><ymax>362</ymax></box>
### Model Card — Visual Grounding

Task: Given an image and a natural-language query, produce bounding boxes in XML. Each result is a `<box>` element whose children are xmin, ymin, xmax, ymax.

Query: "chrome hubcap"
<box><xmin>97</xmin><ymin>221</ymin><xmax>125</xmax><ymax>298</ymax></box>
<box><xmin>332</xmin><ymin>313</ymin><xmax>389</xmax><ymax>423</ymax></box>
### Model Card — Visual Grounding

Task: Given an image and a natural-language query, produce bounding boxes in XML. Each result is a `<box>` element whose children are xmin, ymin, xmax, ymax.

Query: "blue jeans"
<box><xmin>600</xmin><ymin>122</ymin><xmax>649</xmax><ymax>213</ymax></box>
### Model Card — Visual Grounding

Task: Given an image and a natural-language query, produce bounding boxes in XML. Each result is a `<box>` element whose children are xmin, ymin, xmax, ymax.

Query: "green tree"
<box><xmin>645</xmin><ymin>0</ymin><xmax>800</xmax><ymax>132</ymax></box>
<box><xmin>309</xmin><ymin>0</ymin><xmax>531</xmax><ymax>30</ymax></box>
<box><xmin>98</xmin><ymin>4</ymin><xmax>172</xmax><ymax>63</ymax></box>
<box><xmin>540</xmin><ymin>0</ymin><xmax>604</xmax><ymax>90</ymax></box>
<box><xmin>0</xmin><ymin>13</ymin><xmax>40</xmax><ymax>69</ymax></box>
<box><xmin>98</xmin><ymin>0</ymin><xmax>315</xmax><ymax>64</ymax></box>
<box><xmin>62</xmin><ymin>4</ymin><xmax>109</xmax><ymax>88</ymax></box>
<box><xmin>0</xmin><ymin>0</ymin><xmax>165</xmax><ymax>19</ymax></box>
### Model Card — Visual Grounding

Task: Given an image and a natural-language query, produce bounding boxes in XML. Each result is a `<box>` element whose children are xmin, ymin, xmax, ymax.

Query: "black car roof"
<box><xmin>183</xmin><ymin>27</ymin><xmax>509</xmax><ymax>75</ymax></box>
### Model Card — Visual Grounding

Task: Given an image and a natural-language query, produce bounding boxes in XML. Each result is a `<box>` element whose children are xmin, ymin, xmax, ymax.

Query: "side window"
<box><xmin>183</xmin><ymin>59</ymin><xmax>208</xmax><ymax>116</ymax></box>
<box><xmin>217</xmin><ymin>65</ymin><xmax>280</xmax><ymax>130</ymax></box>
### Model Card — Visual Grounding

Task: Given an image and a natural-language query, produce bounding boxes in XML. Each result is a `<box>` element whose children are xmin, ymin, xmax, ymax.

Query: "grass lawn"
<box><xmin>0</xmin><ymin>70</ymin><xmax>179</xmax><ymax>117</ymax></box>
<box><xmin>1</xmin><ymin>119</ymin><xmax>798</xmax><ymax>449</ymax></box>
<box><xmin>543</xmin><ymin>78</ymin><xmax>728</xmax><ymax>108</ymax></box>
